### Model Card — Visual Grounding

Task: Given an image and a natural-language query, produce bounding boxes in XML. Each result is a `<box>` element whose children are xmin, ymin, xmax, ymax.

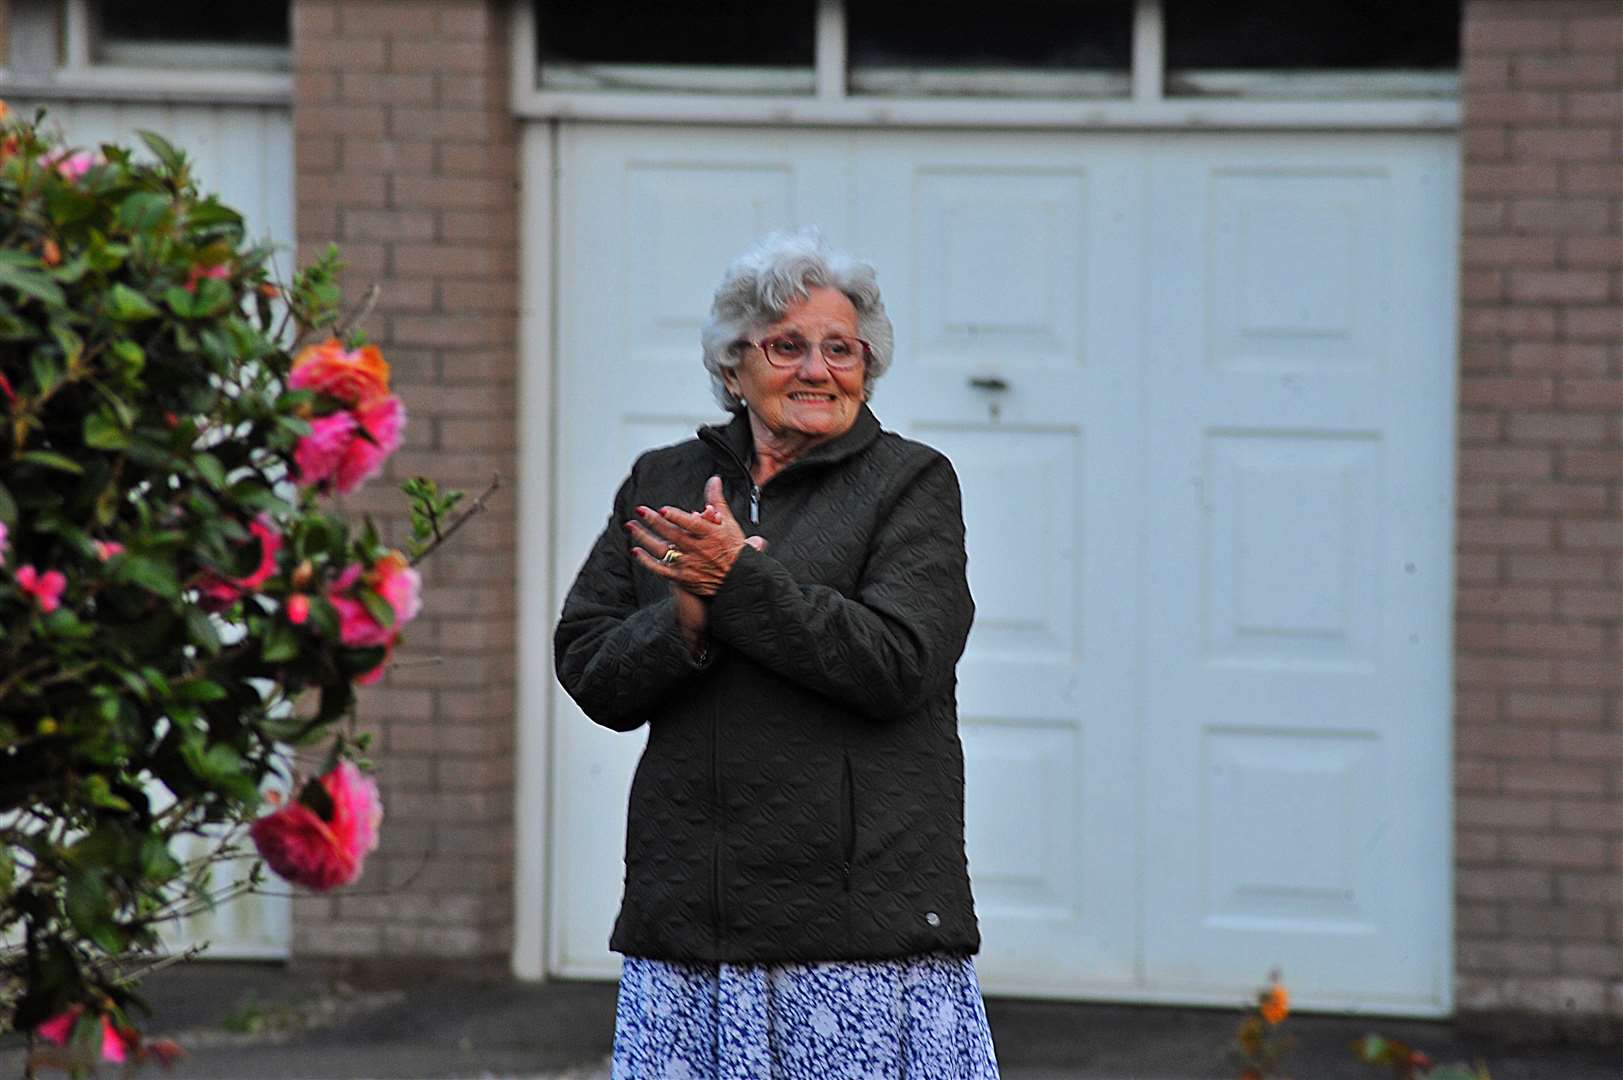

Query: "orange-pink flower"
<box><xmin>197</xmin><ymin>515</ymin><xmax>282</xmax><ymax>610</ymax></box>
<box><xmin>15</xmin><ymin>564</ymin><xmax>66</xmax><ymax>612</ymax></box>
<box><xmin>249</xmin><ymin>761</ymin><xmax>382</xmax><ymax>891</ymax></box>
<box><xmin>290</xmin><ymin>339</ymin><xmax>391</xmax><ymax>408</ymax></box>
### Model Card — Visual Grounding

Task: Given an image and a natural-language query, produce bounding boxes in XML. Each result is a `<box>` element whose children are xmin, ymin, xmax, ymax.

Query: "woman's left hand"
<box><xmin>626</xmin><ymin>476</ymin><xmax>765</xmax><ymax>597</ymax></box>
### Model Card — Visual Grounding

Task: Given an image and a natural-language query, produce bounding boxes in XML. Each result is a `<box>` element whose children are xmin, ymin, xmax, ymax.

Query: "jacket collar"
<box><xmin>699</xmin><ymin>403</ymin><xmax>881</xmax><ymax>482</ymax></box>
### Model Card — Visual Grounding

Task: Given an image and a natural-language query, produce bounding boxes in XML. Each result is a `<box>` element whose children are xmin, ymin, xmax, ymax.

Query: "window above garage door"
<box><xmin>516</xmin><ymin>0</ymin><xmax>1460</xmax><ymax>129</ymax></box>
<box><xmin>0</xmin><ymin>0</ymin><xmax>290</xmax><ymax>103</ymax></box>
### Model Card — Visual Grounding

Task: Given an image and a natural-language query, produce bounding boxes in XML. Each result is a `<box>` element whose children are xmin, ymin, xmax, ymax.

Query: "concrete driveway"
<box><xmin>2</xmin><ymin>963</ymin><xmax>1619</xmax><ymax>1079</ymax></box>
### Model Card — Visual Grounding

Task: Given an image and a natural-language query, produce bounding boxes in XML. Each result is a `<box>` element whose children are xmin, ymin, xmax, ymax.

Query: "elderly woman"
<box><xmin>554</xmin><ymin>231</ymin><xmax>998</xmax><ymax>1078</ymax></box>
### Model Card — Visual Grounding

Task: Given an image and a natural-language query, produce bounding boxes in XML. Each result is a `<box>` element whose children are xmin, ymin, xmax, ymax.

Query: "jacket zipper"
<box><xmin>698</xmin><ymin>429</ymin><xmax>763</xmax><ymax>524</ymax></box>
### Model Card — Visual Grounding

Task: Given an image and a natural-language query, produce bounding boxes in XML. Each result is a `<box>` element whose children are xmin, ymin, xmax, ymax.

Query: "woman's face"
<box><xmin>725</xmin><ymin>287</ymin><xmax>867</xmax><ymax>447</ymax></box>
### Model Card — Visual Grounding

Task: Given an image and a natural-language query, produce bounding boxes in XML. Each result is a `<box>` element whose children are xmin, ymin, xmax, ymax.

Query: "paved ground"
<box><xmin>3</xmin><ymin>962</ymin><xmax>1620</xmax><ymax>1078</ymax></box>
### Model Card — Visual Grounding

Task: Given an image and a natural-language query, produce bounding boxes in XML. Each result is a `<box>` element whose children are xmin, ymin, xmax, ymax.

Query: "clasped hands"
<box><xmin>625</xmin><ymin>475</ymin><xmax>767</xmax><ymax>654</ymax></box>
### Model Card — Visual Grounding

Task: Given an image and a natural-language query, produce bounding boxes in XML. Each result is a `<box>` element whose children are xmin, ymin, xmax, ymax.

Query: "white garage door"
<box><xmin>541</xmin><ymin>122</ymin><xmax>1456</xmax><ymax>1015</ymax></box>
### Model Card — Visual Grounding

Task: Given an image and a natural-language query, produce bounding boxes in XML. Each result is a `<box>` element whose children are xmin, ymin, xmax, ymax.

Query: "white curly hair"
<box><xmin>699</xmin><ymin>229</ymin><xmax>895</xmax><ymax>412</ymax></box>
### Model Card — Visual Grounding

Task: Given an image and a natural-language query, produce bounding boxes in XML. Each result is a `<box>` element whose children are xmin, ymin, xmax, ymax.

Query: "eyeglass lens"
<box><xmin>761</xmin><ymin>336</ymin><xmax>865</xmax><ymax>368</ymax></box>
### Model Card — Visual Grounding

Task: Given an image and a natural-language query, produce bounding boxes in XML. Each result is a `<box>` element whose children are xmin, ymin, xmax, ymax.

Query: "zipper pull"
<box><xmin>749</xmin><ymin>484</ymin><xmax>760</xmax><ymax>524</ymax></box>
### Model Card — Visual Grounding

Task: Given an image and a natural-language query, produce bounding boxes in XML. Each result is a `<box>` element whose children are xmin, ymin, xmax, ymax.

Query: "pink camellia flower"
<box><xmin>92</xmin><ymin>540</ymin><xmax>124</xmax><ymax>562</ymax></box>
<box><xmin>45</xmin><ymin>149</ymin><xmax>99</xmax><ymax>181</ymax></box>
<box><xmin>328</xmin><ymin>552</ymin><xmax>421</xmax><ymax>684</ymax></box>
<box><xmin>183</xmin><ymin>263</ymin><xmax>230</xmax><ymax>293</ymax></box>
<box><xmin>15</xmin><ymin>565</ymin><xmax>66</xmax><ymax>612</ymax></box>
<box><xmin>289</xmin><ymin>339</ymin><xmax>390</xmax><ymax>408</ymax></box>
<box><xmin>249</xmin><ymin>760</ymin><xmax>382</xmax><ymax>891</ymax></box>
<box><xmin>285</xmin><ymin>593</ymin><xmax>310</xmax><ymax>625</ymax></box>
<box><xmin>35</xmin><ymin>1007</ymin><xmax>133</xmax><ymax>1064</ymax></box>
<box><xmin>293</xmin><ymin>410</ymin><xmax>358</xmax><ymax>489</ymax></box>
<box><xmin>292</xmin><ymin>395</ymin><xmax>406</xmax><ymax>496</ymax></box>
<box><xmin>196</xmin><ymin>515</ymin><xmax>282</xmax><ymax>610</ymax></box>
<box><xmin>329</xmin><ymin>552</ymin><xmax>421</xmax><ymax>649</ymax></box>
<box><xmin>333</xmin><ymin>395</ymin><xmax>405</xmax><ymax>495</ymax></box>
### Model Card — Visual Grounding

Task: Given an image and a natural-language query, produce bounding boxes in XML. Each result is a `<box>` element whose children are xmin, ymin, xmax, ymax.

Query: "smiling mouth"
<box><xmin>788</xmin><ymin>392</ymin><xmax>837</xmax><ymax>402</ymax></box>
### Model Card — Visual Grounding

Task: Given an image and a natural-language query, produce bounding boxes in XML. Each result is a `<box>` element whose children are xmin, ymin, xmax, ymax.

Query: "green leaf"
<box><xmin>184</xmin><ymin>608</ymin><xmax>223</xmax><ymax>656</ymax></box>
<box><xmin>194</xmin><ymin>452</ymin><xmax>227</xmax><ymax>489</ymax></box>
<box><xmin>0</xmin><ymin>481</ymin><xmax>16</xmax><ymax>525</ymax></box>
<box><xmin>106</xmin><ymin>282</ymin><xmax>161</xmax><ymax>321</ymax></box>
<box><xmin>84</xmin><ymin>408</ymin><xmax>131</xmax><ymax>450</ymax></box>
<box><xmin>162</xmin><ymin>285</ymin><xmax>195</xmax><ymax>318</ymax></box>
<box><xmin>359</xmin><ymin>587</ymin><xmax>395</xmax><ymax>630</ymax></box>
<box><xmin>137</xmin><ymin>129</ymin><xmax>186</xmax><ymax>175</ymax></box>
<box><xmin>115</xmin><ymin>554</ymin><xmax>180</xmax><ymax>599</ymax></box>
<box><xmin>82</xmin><ymin>774</ymin><xmax>132</xmax><ymax>812</ymax></box>
<box><xmin>30</xmin><ymin>352</ymin><xmax>61</xmax><ymax>395</ymax></box>
<box><xmin>65</xmin><ymin>866</ymin><xmax>125</xmax><ymax>953</ymax></box>
<box><xmin>0</xmin><ymin>847</ymin><xmax>12</xmax><ymax>896</ymax></box>
<box><xmin>0</xmin><ymin>263</ymin><xmax>67</xmax><ymax>307</ymax></box>
<box><xmin>190</xmin><ymin>277</ymin><xmax>232</xmax><ymax>318</ymax></box>
<box><xmin>110</xmin><ymin>338</ymin><xmax>145</xmax><ymax>373</ymax></box>
<box><xmin>177</xmin><ymin>679</ymin><xmax>227</xmax><ymax>703</ymax></box>
<box><xmin>19</xmin><ymin>450</ymin><xmax>84</xmax><ymax>475</ymax></box>
<box><xmin>140</xmin><ymin>666</ymin><xmax>173</xmax><ymax>696</ymax></box>
<box><xmin>261</xmin><ymin>621</ymin><xmax>299</xmax><ymax>663</ymax></box>
<box><xmin>139</xmin><ymin>834</ymin><xmax>183</xmax><ymax>883</ymax></box>
<box><xmin>118</xmin><ymin>190</ymin><xmax>172</xmax><ymax>232</ymax></box>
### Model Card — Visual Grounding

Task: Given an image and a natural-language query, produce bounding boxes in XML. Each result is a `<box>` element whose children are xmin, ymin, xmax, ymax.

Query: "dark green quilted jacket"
<box><xmin>554</xmin><ymin>404</ymin><xmax>980</xmax><ymax>963</ymax></box>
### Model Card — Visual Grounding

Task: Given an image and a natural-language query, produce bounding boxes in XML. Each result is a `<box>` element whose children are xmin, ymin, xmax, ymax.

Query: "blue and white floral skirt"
<box><xmin>611</xmin><ymin>951</ymin><xmax>1001</xmax><ymax>1080</ymax></box>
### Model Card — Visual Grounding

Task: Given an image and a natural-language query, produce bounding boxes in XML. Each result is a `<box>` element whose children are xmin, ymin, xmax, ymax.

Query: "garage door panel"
<box><xmin>1201</xmin><ymin>429</ymin><xmax>1383</xmax><ymax>670</ymax></box>
<box><xmin>1208</xmin><ymin>169</ymin><xmax>1392</xmax><ymax>376</ymax></box>
<box><xmin>626</xmin><ymin>163</ymin><xmax>800</xmax><ymax>362</ymax></box>
<box><xmin>918</xmin><ymin>424</ymin><xmax>1080</xmax><ymax>660</ymax></box>
<box><xmin>913</xmin><ymin>169</ymin><xmax>1087</xmax><ymax>367</ymax></box>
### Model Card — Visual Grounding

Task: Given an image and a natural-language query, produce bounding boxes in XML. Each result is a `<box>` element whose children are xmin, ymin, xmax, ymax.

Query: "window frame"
<box><xmin>0</xmin><ymin>0</ymin><xmax>290</xmax><ymax>105</ymax></box>
<box><xmin>511</xmin><ymin>0</ymin><xmax>1460</xmax><ymax>131</ymax></box>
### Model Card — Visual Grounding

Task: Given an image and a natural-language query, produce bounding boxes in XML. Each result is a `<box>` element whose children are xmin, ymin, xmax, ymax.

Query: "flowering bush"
<box><xmin>0</xmin><ymin>105</ymin><xmax>474</xmax><ymax>1068</ymax></box>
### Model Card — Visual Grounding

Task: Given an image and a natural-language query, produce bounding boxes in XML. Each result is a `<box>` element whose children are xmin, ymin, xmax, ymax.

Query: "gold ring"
<box><xmin>660</xmin><ymin>547</ymin><xmax>683</xmax><ymax>565</ymax></box>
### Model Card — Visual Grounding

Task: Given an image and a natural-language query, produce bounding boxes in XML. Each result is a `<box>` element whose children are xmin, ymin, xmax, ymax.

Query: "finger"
<box><xmin>633</xmin><ymin>505</ymin><xmax>688</xmax><ymax>544</ymax></box>
<box><xmin>624</xmin><ymin>520</ymin><xmax>674</xmax><ymax>558</ymax></box>
<box><xmin>744</xmin><ymin>535</ymin><xmax>767</xmax><ymax>552</ymax></box>
<box><xmin>704</xmin><ymin>476</ymin><xmax>736</xmax><ymax>523</ymax></box>
<box><xmin>630</xmin><ymin>546</ymin><xmax>681</xmax><ymax>579</ymax></box>
<box><xmin>657</xmin><ymin>504</ymin><xmax>711</xmax><ymax>534</ymax></box>
<box><xmin>700</xmin><ymin>504</ymin><xmax>725</xmax><ymax>525</ymax></box>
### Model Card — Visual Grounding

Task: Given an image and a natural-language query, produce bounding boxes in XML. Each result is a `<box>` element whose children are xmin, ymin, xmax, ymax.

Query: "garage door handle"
<box><xmin>969</xmin><ymin>375</ymin><xmax>1009</xmax><ymax>392</ymax></box>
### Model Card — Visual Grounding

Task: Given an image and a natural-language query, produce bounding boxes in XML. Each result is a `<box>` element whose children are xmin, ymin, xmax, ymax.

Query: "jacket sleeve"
<box><xmin>553</xmin><ymin>468</ymin><xmax>713</xmax><ymax>732</ymax></box>
<box><xmin>706</xmin><ymin>453</ymin><xmax>974</xmax><ymax>720</ymax></box>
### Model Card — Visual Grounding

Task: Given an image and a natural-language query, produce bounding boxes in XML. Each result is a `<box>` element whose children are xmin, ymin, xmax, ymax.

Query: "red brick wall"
<box><xmin>1455</xmin><ymin>0</ymin><xmax>1623</xmax><ymax>1038</ymax></box>
<box><xmin>290</xmin><ymin>0</ymin><xmax>519</xmax><ymax>961</ymax></box>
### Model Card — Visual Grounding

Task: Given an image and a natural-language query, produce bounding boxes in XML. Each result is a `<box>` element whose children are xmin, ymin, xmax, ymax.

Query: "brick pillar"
<box><xmin>1454</xmin><ymin>0</ymin><xmax>1623</xmax><ymax>1039</ymax></box>
<box><xmin>290</xmin><ymin>0</ymin><xmax>519</xmax><ymax>963</ymax></box>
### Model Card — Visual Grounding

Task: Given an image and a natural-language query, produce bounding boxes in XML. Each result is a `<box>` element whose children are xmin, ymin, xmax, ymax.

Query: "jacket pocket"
<box><xmin>839</xmin><ymin>754</ymin><xmax>856</xmax><ymax>890</ymax></box>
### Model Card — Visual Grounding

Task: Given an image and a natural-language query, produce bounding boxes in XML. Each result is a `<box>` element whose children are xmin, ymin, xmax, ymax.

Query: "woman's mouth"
<box><xmin>788</xmin><ymin>392</ymin><xmax>836</xmax><ymax>402</ymax></box>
